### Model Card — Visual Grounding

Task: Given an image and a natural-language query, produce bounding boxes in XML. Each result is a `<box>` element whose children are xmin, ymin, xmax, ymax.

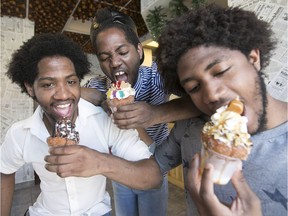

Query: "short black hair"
<box><xmin>90</xmin><ymin>8</ymin><xmax>144</xmax><ymax>64</ymax></box>
<box><xmin>156</xmin><ymin>4</ymin><xmax>276</xmax><ymax>95</ymax></box>
<box><xmin>6</xmin><ymin>33</ymin><xmax>91</xmax><ymax>96</ymax></box>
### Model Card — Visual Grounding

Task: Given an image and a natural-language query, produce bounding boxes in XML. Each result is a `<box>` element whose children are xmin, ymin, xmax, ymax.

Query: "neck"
<box><xmin>265</xmin><ymin>95</ymin><xmax>288</xmax><ymax>129</ymax></box>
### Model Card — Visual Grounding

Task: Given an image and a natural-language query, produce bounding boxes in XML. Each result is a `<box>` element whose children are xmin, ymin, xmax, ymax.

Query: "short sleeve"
<box><xmin>0</xmin><ymin>125</ymin><xmax>26</xmax><ymax>174</ymax></box>
<box><xmin>154</xmin><ymin>121</ymin><xmax>187</xmax><ymax>174</ymax></box>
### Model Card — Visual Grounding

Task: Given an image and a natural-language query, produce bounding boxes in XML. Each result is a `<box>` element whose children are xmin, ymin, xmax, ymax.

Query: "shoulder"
<box><xmin>173</xmin><ymin>117</ymin><xmax>205</xmax><ymax>131</ymax></box>
<box><xmin>6</xmin><ymin>119</ymin><xmax>28</xmax><ymax>134</ymax></box>
<box><xmin>9</xmin><ymin>108</ymin><xmax>43</xmax><ymax>132</ymax></box>
<box><xmin>79</xmin><ymin>98</ymin><xmax>104</xmax><ymax>113</ymax></box>
<box><xmin>79</xmin><ymin>98</ymin><xmax>110</xmax><ymax>120</ymax></box>
<box><xmin>252</xmin><ymin>121</ymin><xmax>288</xmax><ymax>141</ymax></box>
<box><xmin>139</xmin><ymin>62</ymin><xmax>160</xmax><ymax>78</ymax></box>
<box><xmin>3</xmin><ymin>117</ymin><xmax>35</xmax><ymax>148</ymax></box>
<box><xmin>82</xmin><ymin>74</ymin><xmax>110</xmax><ymax>90</ymax></box>
<box><xmin>138</xmin><ymin>63</ymin><xmax>165</xmax><ymax>90</ymax></box>
<box><xmin>171</xmin><ymin>117</ymin><xmax>205</xmax><ymax>141</ymax></box>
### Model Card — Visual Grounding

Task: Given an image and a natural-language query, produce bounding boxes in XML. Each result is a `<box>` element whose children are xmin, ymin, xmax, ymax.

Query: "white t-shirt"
<box><xmin>0</xmin><ymin>99</ymin><xmax>152</xmax><ymax>216</ymax></box>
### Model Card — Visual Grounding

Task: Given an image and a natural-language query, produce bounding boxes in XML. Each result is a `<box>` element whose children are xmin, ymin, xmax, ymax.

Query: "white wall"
<box><xmin>1</xmin><ymin>16</ymin><xmax>35</xmax><ymax>183</ymax></box>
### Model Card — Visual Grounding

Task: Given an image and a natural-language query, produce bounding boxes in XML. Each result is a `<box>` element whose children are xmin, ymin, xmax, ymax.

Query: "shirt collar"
<box><xmin>22</xmin><ymin>99</ymin><xmax>102</xmax><ymax>140</ymax></box>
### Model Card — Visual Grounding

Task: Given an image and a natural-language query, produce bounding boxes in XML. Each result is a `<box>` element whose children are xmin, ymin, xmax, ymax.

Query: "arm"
<box><xmin>111</xmin><ymin>96</ymin><xmax>201</xmax><ymax>129</ymax></box>
<box><xmin>152</xmin><ymin>96</ymin><xmax>201</xmax><ymax>124</ymax></box>
<box><xmin>81</xmin><ymin>87</ymin><xmax>106</xmax><ymax>106</ymax></box>
<box><xmin>186</xmin><ymin>154</ymin><xmax>262</xmax><ymax>216</ymax></box>
<box><xmin>1</xmin><ymin>173</ymin><xmax>15</xmax><ymax>216</ymax></box>
<box><xmin>136</xmin><ymin>128</ymin><xmax>154</xmax><ymax>146</ymax></box>
<box><xmin>44</xmin><ymin>145</ymin><xmax>162</xmax><ymax>190</ymax></box>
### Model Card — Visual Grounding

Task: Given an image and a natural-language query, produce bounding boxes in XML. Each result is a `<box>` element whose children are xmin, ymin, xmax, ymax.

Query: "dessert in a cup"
<box><xmin>200</xmin><ymin>97</ymin><xmax>253</xmax><ymax>185</ymax></box>
<box><xmin>47</xmin><ymin>118</ymin><xmax>79</xmax><ymax>147</ymax></box>
<box><xmin>106</xmin><ymin>80</ymin><xmax>135</xmax><ymax>112</ymax></box>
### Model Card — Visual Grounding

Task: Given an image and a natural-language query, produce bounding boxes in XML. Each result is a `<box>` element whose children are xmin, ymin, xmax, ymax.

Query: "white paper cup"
<box><xmin>200</xmin><ymin>146</ymin><xmax>242</xmax><ymax>185</ymax></box>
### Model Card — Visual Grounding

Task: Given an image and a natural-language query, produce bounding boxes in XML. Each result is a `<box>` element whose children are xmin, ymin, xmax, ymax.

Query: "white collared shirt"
<box><xmin>1</xmin><ymin>99</ymin><xmax>152</xmax><ymax>216</ymax></box>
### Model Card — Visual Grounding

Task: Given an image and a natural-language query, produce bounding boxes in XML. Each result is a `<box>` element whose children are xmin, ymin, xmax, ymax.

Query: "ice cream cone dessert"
<box><xmin>200</xmin><ymin>97</ymin><xmax>253</xmax><ymax>184</ymax></box>
<box><xmin>47</xmin><ymin>118</ymin><xmax>79</xmax><ymax>147</ymax></box>
<box><xmin>106</xmin><ymin>81</ymin><xmax>135</xmax><ymax>111</ymax></box>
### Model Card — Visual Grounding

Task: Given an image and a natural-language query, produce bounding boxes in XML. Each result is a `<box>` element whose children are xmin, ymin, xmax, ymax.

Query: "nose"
<box><xmin>109</xmin><ymin>54</ymin><xmax>121</xmax><ymax>68</ymax></box>
<box><xmin>202</xmin><ymin>81</ymin><xmax>223</xmax><ymax>105</ymax></box>
<box><xmin>53</xmin><ymin>83</ymin><xmax>71</xmax><ymax>100</ymax></box>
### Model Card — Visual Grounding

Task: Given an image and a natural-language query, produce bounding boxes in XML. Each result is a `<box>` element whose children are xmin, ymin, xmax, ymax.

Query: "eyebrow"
<box><xmin>37</xmin><ymin>74</ymin><xmax>77</xmax><ymax>81</ymax></box>
<box><xmin>205</xmin><ymin>58</ymin><xmax>222</xmax><ymax>71</ymax></box>
<box><xmin>180</xmin><ymin>76</ymin><xmax>195</xmax><ymax>86</ymax></box>
<box><xmin>180</xmin><ymin>57</ymin><xmax>224</xmax><ymax>86</ymax></box>
<box><xmin>98</xmin><ymin>44</ymin><xmax>128</xmax><ymax>56</ymax></box>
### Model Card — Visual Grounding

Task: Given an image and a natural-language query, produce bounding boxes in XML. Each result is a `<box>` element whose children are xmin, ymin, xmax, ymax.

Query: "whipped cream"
<box><xmin>203</xmin><ymin>105</ymin><xmax>252</xmax><ymax>150</ymax></box>
<box><xmin>106</xmin><ymin>81</ymin><xmax>135</xmax><ymax>100</ymax></box>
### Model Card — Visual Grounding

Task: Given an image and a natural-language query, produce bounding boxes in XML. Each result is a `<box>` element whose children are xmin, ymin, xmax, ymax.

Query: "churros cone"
<box><xmin>200</xmin><ymin>98</ymin><xmax>253</xmax><ymax>184</ymax></box>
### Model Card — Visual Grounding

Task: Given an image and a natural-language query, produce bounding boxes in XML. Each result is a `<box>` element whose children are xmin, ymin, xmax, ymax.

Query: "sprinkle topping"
<box><xmin>106</xmin><ymin>81</ymin><xmax>135</xmax><ymax>99</ymax></box>
<box><xmin>54</xmin><ymin>118</ymin><xmax>79</xmax><ymax>143</ymax></box>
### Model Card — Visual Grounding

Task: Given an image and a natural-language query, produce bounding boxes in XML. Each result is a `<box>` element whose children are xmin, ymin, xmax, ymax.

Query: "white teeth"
<box><xmin>57</xmin><ymin>104</ymin><xmax>70</xmax><ymax>108</ymax></box>
<box><xmin>115</xmin><ymin>71</ymin><xmax>125</xmax><ymax>76</ymax></box>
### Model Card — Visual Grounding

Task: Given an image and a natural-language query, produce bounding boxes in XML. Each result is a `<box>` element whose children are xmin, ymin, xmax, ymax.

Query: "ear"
<box><xmin>137</xmin><ymin>43</ymin><xmax>143</xmax><ymax>61</ymax></box>
<box><xmin>248</xmin><ymin>49</ymin><xmax>261</xmax><ymax>71</ymax></box>
<box><xmin>24</xmin><ymin>82</ymin><xmax>35</xmax><ymax>97</ymax></box>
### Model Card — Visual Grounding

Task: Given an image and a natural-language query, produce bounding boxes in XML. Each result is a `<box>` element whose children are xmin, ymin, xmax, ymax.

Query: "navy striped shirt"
<box><xmin>83</xmin><ymin>62</ymin><xmax>170</xmax><ymax>146</ymax></box>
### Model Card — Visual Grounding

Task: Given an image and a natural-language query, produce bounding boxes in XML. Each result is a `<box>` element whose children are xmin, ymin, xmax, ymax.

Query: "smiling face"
<box><xmin>177</xmin><ymin>46</ymin><xmax>267</xmax><ymax>134</ymax></box>
<box><xmin>24</xmin><ymin>56</ymin><xmax>80</xmax><ymax>130</ymax></box>
<box><xmin>95</xmin><ymin>27</ymin><xmax>143</xmax><ymax>86</ymax></box>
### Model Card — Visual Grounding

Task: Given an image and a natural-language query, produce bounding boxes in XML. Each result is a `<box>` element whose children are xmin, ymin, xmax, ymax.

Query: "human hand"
<box><xmin>186</xmin><ymin>154</ymin><xmax>262</xmax><ymax>216</ymax></box>
<box><xmin>101</xmin><ymin>100</ymin><xmax>112</xmax><ymax>115</ymax></box>
<box><xmin>45</xmin><ymin>145</ymin><xmax>105</xmax><ymax>178</ymax></box>
<box><xmin>110</xmin><ymin>101</ymin><xmax>156</xmax><ymax>129</ymax></box>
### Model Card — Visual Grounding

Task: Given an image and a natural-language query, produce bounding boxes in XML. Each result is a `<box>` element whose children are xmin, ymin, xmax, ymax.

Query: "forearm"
<box><xmin>81</xmin><ymin>87</ymin><xmax>106</xmax><ymax>106</ymax></box>
<box><xmin>99</xmin><ymin>154</ymin><xmax>162</xmax><ymax>190</ymax></box>
<box><xmin>152</xmin><ymin>96</ymin><xmax>201</xmax><ymax>124</ymax></box>
<box><xmin>45</xmin><ymin>145</ymin><xmax>162</xmax><ymax>188</ymax></box>
<box><xmin>1</xmin><ymin>173</ymin><xmax>15</xmax><ymax>216</ymax></box>
<box><xmin>136</xmin><ymin>128</ymin><xmax>154</xmax><ymax>146</ymax></box>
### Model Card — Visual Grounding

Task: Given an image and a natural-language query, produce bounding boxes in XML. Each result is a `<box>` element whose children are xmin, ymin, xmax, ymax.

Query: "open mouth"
<box><xmin>54</xmin><ymin>103</ymin><xmax>73</xmax><ymax>118</ymax></box>
<box><xmin>115</xmin><ymin>71</ymin><xmax>128</xmax><ymax>82</ymax></box>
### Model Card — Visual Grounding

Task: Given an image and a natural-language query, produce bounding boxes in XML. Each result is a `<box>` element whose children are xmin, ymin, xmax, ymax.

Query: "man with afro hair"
<box><xmin>155</xmin><ymin>3</ymin><xmax>287</xmax><ymax>215</ymax></box>
<box><xmin>1</xmin><ymin>33</ymin><xmax>162</xmax><ymax>216</ymax></box>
